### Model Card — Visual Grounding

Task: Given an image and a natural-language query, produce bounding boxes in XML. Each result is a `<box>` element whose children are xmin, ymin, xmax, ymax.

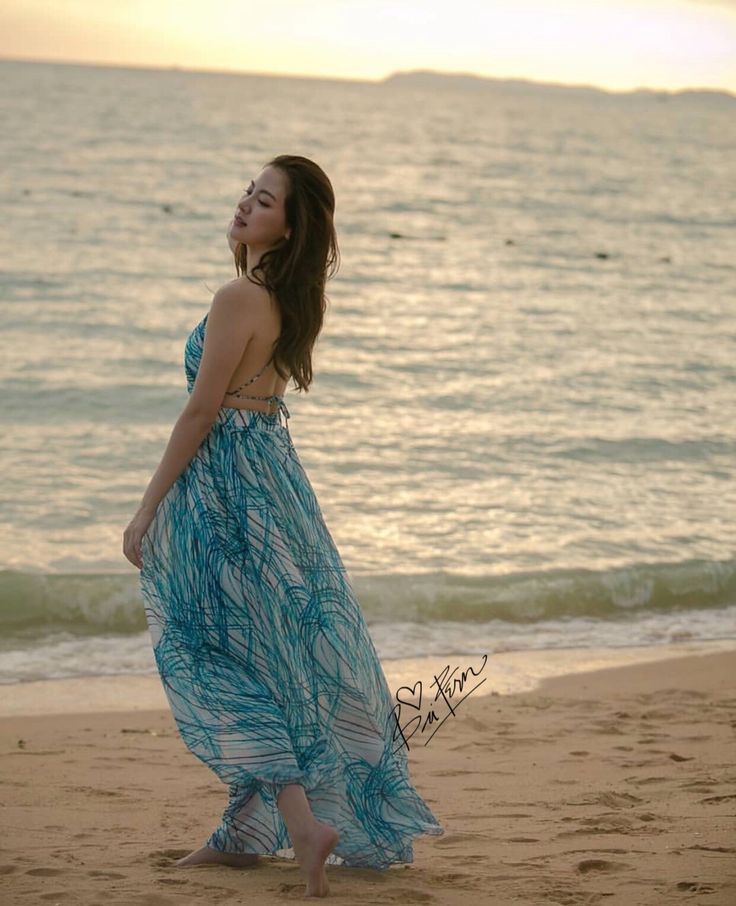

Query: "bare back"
<box><xmin>222</xmin><ymin>277</ymin><xmax>290</xmax><ymax>412</ymax></box>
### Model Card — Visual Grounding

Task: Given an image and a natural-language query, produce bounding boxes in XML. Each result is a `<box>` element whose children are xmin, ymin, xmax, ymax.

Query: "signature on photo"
<box><xmin>390</xmin><ymin>654</ymin><xmax>488</xmax><ymax>753</ymax></box>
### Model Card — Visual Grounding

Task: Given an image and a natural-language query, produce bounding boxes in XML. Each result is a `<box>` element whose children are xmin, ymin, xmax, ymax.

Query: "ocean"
<box><xmin>1</xmin><ymin>59</ymin><xmax>735</xmax><ymax>702</ymax></box>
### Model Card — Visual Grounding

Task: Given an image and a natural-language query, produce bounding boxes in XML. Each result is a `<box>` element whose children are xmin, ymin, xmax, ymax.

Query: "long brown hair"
<box><xmin>234</xmin><ymin>155</ymin><xmax>340</xmax><ymax>393</ymax></box>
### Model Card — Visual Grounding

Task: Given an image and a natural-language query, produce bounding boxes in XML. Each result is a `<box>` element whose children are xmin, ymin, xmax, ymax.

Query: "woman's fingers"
<box><xmin>123</xmin><ymin>528</ymin><xmax>144</xmax><ymax>570</ymax></box>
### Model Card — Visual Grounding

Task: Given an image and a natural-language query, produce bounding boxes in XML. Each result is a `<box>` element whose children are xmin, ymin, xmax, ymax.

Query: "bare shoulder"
<box><xmin>214</xmin><ymin>276</ymin><xmax>270</xmax><ymax>308</ymax></box>
<box><xmin>210</xmin><ymin>276</ymin><xmax>273</xmax><ymax>327</ymax></box>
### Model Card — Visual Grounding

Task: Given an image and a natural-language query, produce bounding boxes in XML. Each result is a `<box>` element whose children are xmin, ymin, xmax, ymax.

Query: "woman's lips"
<box><xmin>234</xmin><ymin>216</ymin><xmax>246</xmax><ymax>226</ymax></box>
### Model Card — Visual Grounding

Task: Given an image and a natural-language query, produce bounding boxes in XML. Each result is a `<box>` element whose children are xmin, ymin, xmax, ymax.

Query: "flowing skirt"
<box><xmin>139</xmin><ymin>405</ymin><xmax>443</xmax><ymax>869</ymax></box>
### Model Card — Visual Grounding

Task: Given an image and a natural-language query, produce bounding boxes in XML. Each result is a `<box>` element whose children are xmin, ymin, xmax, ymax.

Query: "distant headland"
<box><xmin>381</xmin><ymin>69</ymin><xmax>736</xmax><ymax>104</ymax></box>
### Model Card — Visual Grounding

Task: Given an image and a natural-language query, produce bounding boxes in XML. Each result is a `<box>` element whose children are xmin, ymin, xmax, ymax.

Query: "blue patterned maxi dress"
<box><xmin>139</xmin><ymin>312</ymin><xmax>444</xmax><ymax>869</ymax></box>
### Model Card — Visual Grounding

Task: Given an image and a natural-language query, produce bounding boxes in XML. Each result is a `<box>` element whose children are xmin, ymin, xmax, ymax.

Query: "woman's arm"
<box><xmin>125</xmin><ymin>408</ymin><xmax>214</xmax><ymax>568</ymax></box>
<box><xmin>124</xmin><ymin>275</ymin><xmax>259</xmax><ymax>569</ymax></box>
<box><xmin>136</xmin><ymin>411</ymin><xmax>214</xmax><ymax>515</ymax></box>
<box><xmin>137</xmin><ymin>281</ymin><xmax>256</xmax><ymax>515</ymax></box>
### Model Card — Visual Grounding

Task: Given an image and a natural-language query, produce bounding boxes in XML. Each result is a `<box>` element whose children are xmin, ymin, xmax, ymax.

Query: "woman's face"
<box><xmin>230</xmin><ymin>165</ymin><xmax>291</xmax><ymax>249</ymax></box>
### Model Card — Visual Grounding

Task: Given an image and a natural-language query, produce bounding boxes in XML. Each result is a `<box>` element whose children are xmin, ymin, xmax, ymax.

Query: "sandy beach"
<box><xmin>1</xmin><ymin>648</ymin><xmax>734</xmax><ymax>905</ymax></box>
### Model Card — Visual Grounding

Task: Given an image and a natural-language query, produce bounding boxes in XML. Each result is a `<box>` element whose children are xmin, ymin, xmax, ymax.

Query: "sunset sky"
<box><xmin>2</xmin><ymin>0</ymin><xmax>735</xmax><ymax>92</ymax></box>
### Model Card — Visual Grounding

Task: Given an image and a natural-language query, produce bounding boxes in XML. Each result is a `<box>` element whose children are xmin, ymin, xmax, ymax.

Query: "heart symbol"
<box><xmin>396</xmin><ymin>681</ymin><xmax>422</xmax><ymax>711</ymax></box>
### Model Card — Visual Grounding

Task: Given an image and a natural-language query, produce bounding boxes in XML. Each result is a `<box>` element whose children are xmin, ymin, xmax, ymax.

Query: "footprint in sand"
<box><xmin>587</xmin><ymin>815</ymin><xmax>637</xmax><ymax>831</ymax></box>
<box><xmin>675</xmin><ymin>881</ymin><xmax>717</xmax><ymax>893</ymax></box>
<box><xmin>596</xmin><ymin>791</ymin><xmax>643</xmax><ymax>808</ymax></box>
<box><xmin>686</xmin><ymin>845</ymin><xmax>736</xmax><ymax>853</ymax></box>
<box><xmin>428</xmin><ymin>870</ymin><xmax>478</xmax><ymax>888</ymax></box>
<box><xmin>559</xmin><ymin>815</ymin><xmax>642</xmax><ymax>836</ymax></box>
<box><xmin>568</xmin><ymin>791</ymin><xmax>642</xmax><ymax>809</ymax></box>
<box><xmin>590</xmin><ymin>721</ymin><xmax>626</xmax><ymax>735</ymax></box>
<box><xmin>576</xmin><ymin>858</ymin><xmax>629</xmax><ymax>874</ymax></box>
<box><xmin>25</xmin><ymin>867</ymin><xmax>66</xmax><ymax>876</ymax></box>
<box><xmin>639</xmin><ymin>710</ymin><xmax>677</xmax><ymax>720</ymax></box>
<box><xmin>541</xmin><ymin>881</ymin><xmax>603</xmax><ymax>903</ymax></box>
<box><xmin>62</xmin><ymin>785</ymin><xmax>126</xmax><ymax>798</ymax></box>
<box><xmin>433</xmin><ymin>833</ymin><xmax>479</xmax><ymax>847</ymax></box>
<box><xmin>148</xmin><ymin>848</ymin><xmax>191</xmax><ymax>867</ymax></box>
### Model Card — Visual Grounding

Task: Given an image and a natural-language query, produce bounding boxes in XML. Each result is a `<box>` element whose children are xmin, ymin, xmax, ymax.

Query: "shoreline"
<box><xmin>1</xmin><ymin>637</ymin><xmax>734</xmax><ymax>718</ymax></box>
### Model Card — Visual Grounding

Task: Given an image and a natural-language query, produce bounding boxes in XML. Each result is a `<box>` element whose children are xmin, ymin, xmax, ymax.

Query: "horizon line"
<box><xmin>1</xmin><ymin>54</ymin><xmax>734</xmax><ymax>98</ymax></box>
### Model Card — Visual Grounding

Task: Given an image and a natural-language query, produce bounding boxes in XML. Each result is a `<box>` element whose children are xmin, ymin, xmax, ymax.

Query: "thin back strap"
<box><xmin>229</xmin><ymin>394</ymin><xmax>291</xmax><ymax>429</ymax></box>
<box><xmin>225</xmin><ymin>352</ymin><xmax>275</xmax><ymax>397</ymax></box>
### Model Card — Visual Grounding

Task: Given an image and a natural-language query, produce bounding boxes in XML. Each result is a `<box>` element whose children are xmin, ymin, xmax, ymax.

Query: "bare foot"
<box><xmin>290</xmin><ymin>820</ymin><xmax>339</xmax><ymax>897</ymax></box>
<box><xmin>175</xmin><ymin>845</ymin><xmax>260</xmax><ymax>868</ymax></box>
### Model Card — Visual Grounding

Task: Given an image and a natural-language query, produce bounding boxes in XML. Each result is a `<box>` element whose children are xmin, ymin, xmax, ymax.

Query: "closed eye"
<box><xmin>243</xmin><ymin>187</ymin><xmax>270</xmax><ymax>207</ymax></box>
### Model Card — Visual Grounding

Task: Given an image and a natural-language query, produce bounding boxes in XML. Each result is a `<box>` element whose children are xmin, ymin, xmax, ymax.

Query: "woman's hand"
<box><xmin>123</xmin><ymin>506</ymin><xmax>156</xmax><ymax>570</ymax></box>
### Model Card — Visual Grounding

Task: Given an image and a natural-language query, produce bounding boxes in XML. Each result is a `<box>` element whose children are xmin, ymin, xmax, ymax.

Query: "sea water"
<box><xmin>1</xmin><ymin>60</ymin><xmax>734</xmax><ymax>698</ymax></box>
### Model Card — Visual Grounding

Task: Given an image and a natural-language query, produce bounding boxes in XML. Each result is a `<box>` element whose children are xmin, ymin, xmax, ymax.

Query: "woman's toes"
<box><xmin>296</xmin><ymin>822</ymin><xmax>338</xmax><ymax>897</ymax></box>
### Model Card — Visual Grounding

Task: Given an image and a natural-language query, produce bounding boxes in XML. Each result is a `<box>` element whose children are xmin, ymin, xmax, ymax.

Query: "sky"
<box><xmin>1</xmin><ymin>0</ymin><xmax>735</xmax><ymax>93</ymax></box>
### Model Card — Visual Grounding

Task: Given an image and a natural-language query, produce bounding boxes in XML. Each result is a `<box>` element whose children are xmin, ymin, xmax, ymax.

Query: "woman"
<box><xmin>124</xmin><ymin>155</ymin><xmax>443</xmax><ymax>897</ymax></box>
